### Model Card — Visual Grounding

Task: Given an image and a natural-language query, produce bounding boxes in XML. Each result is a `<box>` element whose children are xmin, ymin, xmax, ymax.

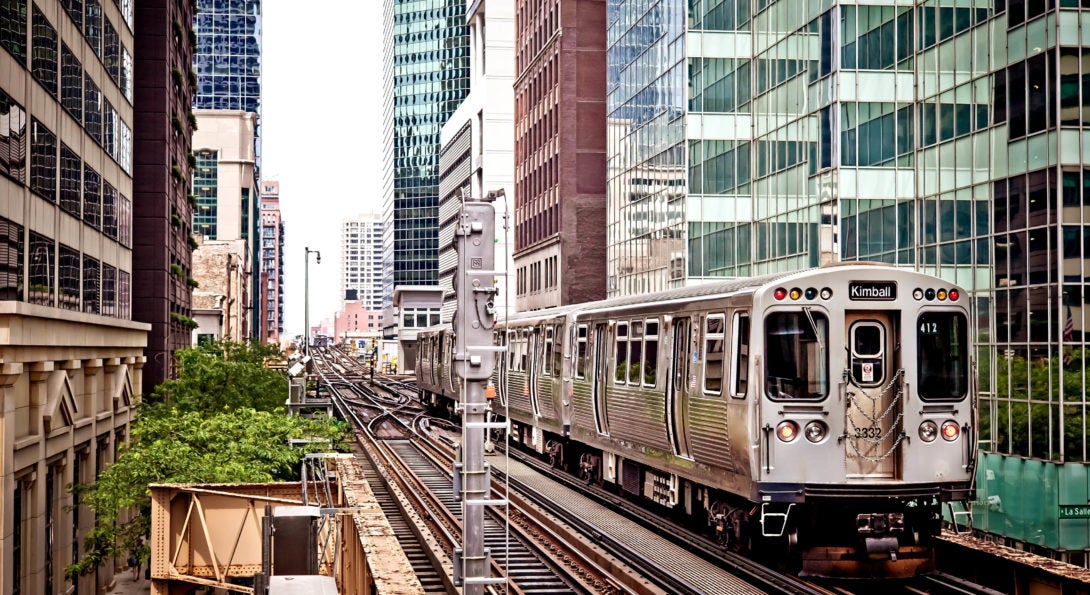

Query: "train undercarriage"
<box><xmin>503</xmin><ymin>418</ymin><xmax>947</xmax><ymax>580</ymax></box>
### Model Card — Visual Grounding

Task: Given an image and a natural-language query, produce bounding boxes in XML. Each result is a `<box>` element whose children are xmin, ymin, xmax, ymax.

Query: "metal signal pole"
<box><xmin>452</xmin><ymin>193</ymin><xmax>505</xmax><ymax>594</ymax></box>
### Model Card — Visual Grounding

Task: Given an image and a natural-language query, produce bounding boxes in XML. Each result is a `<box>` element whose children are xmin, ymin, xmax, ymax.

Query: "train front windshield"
<box><xmin>765</xmin><ymin>311</ymin><xmax>829</xmax><ymax>400</ymax></box>
<box><xmin>917</xmin><ymin>311</ymin><xmax>969</xmax><ymax>400</ymax></box>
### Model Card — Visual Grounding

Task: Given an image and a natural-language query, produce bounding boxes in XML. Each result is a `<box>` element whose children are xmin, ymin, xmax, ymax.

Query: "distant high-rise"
<box><xmin>135</xmin><ymin>0</ymin><xmax>198</xmax><ymax>391</ymax></box>
<box><xmin>342</xmin><ymin>214</ymin><xmax>384</xmax><ymax>311</ymax></box>
<box><xmin>192</xmin><ymin>0</ymin><xmax>261</xmax><ymax>113</ymax></box>
<box><xmin>259</xmin><ymin>181</ymin><xmax>284</xmax><ymax>342</ymax></box>
<box><xmin>513</xmin><ymin>0</ymin><xmax>607</xmax><ymax>311</ymax></box>
<box><xmin>381</xmin><ymin>0</ymin><xmax>470</xmax><ymax>317</ymax></box>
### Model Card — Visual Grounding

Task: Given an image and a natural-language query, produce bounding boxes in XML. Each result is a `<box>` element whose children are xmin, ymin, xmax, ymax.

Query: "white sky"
<box><xmin>262</xmin><ymin>2</ymin><xmax>386</xmax><ymax>338</ymax></box>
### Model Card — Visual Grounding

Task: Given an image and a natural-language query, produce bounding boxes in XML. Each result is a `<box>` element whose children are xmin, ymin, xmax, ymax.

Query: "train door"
<box><xmin>592</xmin><ymin>323</ymin><xmax>610</xmax><ymax>435</ymax></box>
<box><xmin>844</xmin><ymin>311</ymin><xmax>901</xmax><ymax>479</ymax></box>
<box><xmin>529</xmin><ymin>327</ymin><xmax>541</xmax><ymax>417</ymax></box>
<box><xmin>667</xmin><ymin>317</ymin><xmax>692</xmax><ymax>458</ymax></box>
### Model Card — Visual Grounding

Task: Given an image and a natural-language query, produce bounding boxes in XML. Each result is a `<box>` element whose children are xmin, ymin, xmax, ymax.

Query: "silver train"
<box><xmin>416</xmin><ymin>264</ymin><xmax>976</xmax><ymax>578</ymax></box>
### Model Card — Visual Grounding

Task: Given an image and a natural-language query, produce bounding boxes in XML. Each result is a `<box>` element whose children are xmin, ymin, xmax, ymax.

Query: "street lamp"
<box><xmin>304</xmin><ymin>247</ymin><xmax>321</xmax><ymax>356</ymax></box>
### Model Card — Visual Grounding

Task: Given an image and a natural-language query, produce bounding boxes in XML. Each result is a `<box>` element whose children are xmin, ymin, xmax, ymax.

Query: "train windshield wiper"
<box><xmin>803</xmin><ymin>306</ymin><xmax>825</xmax><ymax>354</ymax></box>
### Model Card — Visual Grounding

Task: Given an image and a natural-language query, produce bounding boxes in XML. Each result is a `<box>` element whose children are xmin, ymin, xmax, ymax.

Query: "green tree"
<box><xmin>151</xmin><ymin>340</ymin><xmax>288</xmax><ymax>411</ymax></box>
<box><xmin>67</xmin><ymin>340</ymin><xmax>346</xmax><ymax>581</ymax></box>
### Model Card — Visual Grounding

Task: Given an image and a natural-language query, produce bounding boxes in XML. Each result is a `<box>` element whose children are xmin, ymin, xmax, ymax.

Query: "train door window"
<box><xmin>544</xmin><ymin>325</ymin><xmax>554</xmax><ymax>376</ymax></box>
<box><xmin>575</xmin><ymin>324</ymin><xmax>588</xmax><ymax>379</ymax></box>
<box><xmin>519</xmin><ymin>329</ymin><xmax>530</xmax><ymax>371</ymax></box>
<box><xmin>765</xmin><ymin>311</ymin><xmax>829</xmax><ymax>400</ymax></box>
<box><xmin>917</xmin><ymin>312</ymin><xmax>968</xmax><ymax>400</ymax></box>
<box><xmin>643</xmin><ymin>320</ymin><xmax>659</xmax><ymax>387</ymax></box>
<box><xmin>629</xmin><ymin>321</ymin><xmax>644</xmax><ymax>384</ymax></box>
<box><xmin>615</xmin><ymin>322</ymin><xmax>629</xmax><ymax>383</ymax></box>
<box><xmin>551</xmin><ymin>324</ymin><xmax>563</xmax><ymax>375</ymax></box>
<box><xmin>849</xmin><ymin>321</ymin><xmax>885</xmax><ymax>387</ymax></box>
<box><xmin>731</xmin><ymin>313</ymin><xmax>750</xmax><ymax>398</ymax></box>
<box><xmin>507</xmin><ymin>331</ymin><xmax>517</xmax><ymax>370</ymax></box>
<box><xmin>704</xmin><ymin>314</ymin><xmax>725</xmax><ymax>395</ymax></box>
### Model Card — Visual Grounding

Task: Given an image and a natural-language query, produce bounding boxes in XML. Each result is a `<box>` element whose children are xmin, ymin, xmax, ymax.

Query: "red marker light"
<box><xmin>941</xmin><ymin>420</ymin><xmax>960</xmax><ymax>441</ymax></box>
<box><xmin>774</xmin><ymin>288</ymin><xmax>787</xmax><ymax>300</ymax></box>
<box><xmin>949</xmin><ymin>289</ymin><xmax>960</xmax><ymax>301</ymax></box>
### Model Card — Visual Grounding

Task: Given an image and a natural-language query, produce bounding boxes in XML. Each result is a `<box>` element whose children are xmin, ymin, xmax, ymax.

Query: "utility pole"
<box><xmin>452</xmin><ymin>193</ymin><xmax>505</xmax><ymax>594</ymax></box>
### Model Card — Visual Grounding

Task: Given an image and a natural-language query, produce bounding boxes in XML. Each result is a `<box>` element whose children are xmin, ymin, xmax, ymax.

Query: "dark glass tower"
<box><xmin>388</xmin><ymin>0</ymin><xmax>469</xmax><ymax>292</ymax></box>
<box><xmin>192</xmin><ymin>0</ymin><xmax>261</xmax><ymax>112</ymax></box>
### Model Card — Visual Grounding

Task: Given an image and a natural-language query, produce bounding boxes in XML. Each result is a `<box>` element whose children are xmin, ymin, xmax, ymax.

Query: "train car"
<box><xmin>418</xmin><ymin>263</ymin><xmax>976</xmax><ymax>578</ymax></box>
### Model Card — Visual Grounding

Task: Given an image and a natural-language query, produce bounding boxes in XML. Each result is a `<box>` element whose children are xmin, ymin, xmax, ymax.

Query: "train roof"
<box><xmin>494</xmin><ymin>262</ymin><xmax>945</xmax><ymax>324</ymax></box>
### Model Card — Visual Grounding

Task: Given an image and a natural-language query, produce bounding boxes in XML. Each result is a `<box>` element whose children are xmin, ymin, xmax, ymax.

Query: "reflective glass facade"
<box><xmin>192</xmin><ymin>0</ymin><xmax>260</xmax><ymax>112</ymax></box>
<box><xmin>607</xmin><ymin>0</ymin><xmax>1090</xmax><ymax>562</ymax></box>
<box><xmin>388</xmin><ymin>0</ymin><xmax>469</xmax><ymax>292</ymax></box>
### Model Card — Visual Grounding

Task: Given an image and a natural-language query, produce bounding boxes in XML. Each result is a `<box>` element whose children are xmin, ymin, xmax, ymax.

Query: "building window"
<box><xmin>31</xmin><ymin>119</ymin><xmax>57</xmax><ymax>201</ymax></box>
<box><xmin>59</xmin><ymin>244</ymin><xmax>80</xmax><ymax>310</ymax></box>
<box><xmin>119</xmin><ymin>194</ymin><xmax>131</xmax><ymax>247</ymax></box>
<box><xmin>60</xmin><ymin>44</ymin><xmax>81</xmax><ymax>122</ymax></box>
<box><xmin>45</xmin><ymin>462</ymin><xmax>57</xmax><ymax>595</ymax></box>
<box><xmin>83</xmin><ymin>254</ymin><xmax>99</xmax><ymax>314</ymax></box>
<box><xmin>84</xmin><ymin>75</ymin><xmax>101</xmax><ymax>143</ymax></box>
<box><xmin>84</xmin><ymin>0</ymin><xmax>100</xmax><ymax>56</ymax></box>
<box><xmin>0</xmin><ymin>216</ymin><xmax>23</xmax><ymax>301</ymax></box>
<box><xmin>0</xmin><ymin>88</ymin><xmax>26</xmax><ymax>183</ymax></box>
<box><xmin>103</xmin><ymin>100</ymin><xmax>116</xmax><ymax>159</ymax></box>
<box><xmin>101</xmin><ymin>264</ymin><xmax>115</xmax><ymax>316</ymax></box>
<box><xmin>12</xmin><ymin>477</ymin><xmax>24</xmax><ymax>595</ymax></box>
<box><xmin>31</xmin><ymin>5</ymin><xmax>57</xmax><ymax>96</ymax></box>
<box><xmin>0</xmin><ymin>0</ymin><xmax>27</xmax><ymax>64</ymax></box>
<box><xmin>83</xmin><ymin>165</ymin><xmax>100</xmax><ymax>229</ymax></box>
<box><xmin>103</xmin><ymin>12</ymin><xmax>119</xmax><ymax>83</ymax></box>
<box><xmin>194</xmin><ymin>150</ymin><xmax>219</xmax><ymax>238</ymax></box>
<box><xmin>59</xmin><ymin>144</ymin><xmax>80</xmax><ymax>217</ymax></box>
<box><xmin>29</xmin><ymin>231</ymin><xmax>54</xmax><ymax>306</ymax></box>
<box><xmin>102</xmin><ymin>181</ymin><xmax>117</xmax><ymax>239</ymax></box>
<box><xmin>118</xmin><ymin>269</ymin><xmax>129</xmax><ymax>319</ymax></box>
<box><xmin>62</xmin><ymin>0</ymin><xmax>81</xmax><ymax>30</ymax></box>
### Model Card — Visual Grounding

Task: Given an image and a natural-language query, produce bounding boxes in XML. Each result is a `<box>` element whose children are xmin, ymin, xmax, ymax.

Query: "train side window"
<box><xmin>918</xmin><ymin>312</ymin><xmax>968</xmax><ymax>400</ymax></box>
<box><xmin>643</xmin><ymin>320</ymin><xmax>659</xmax><ymax>387</ymax></box>
<box><xmin>765</xmin><ymin>311</ymin><xmax>829</xmax><ymax>400</ymax></box>
<box><xmin>704</xmin><ymin>314</ymin><xmax>725</xmax><ymax>395</ymax></box>
<box><xmin>615</xmin><ymin>322</ymin><xmax>629</xmax><ymax>383</ymax></box>
<box><xmin>552</xmin><ymin>324</ymin><xmax>563</xmax><ymax>375</ymax></box>
<box><xmin>575</xmin><ymin>324</ymin><xmax>588</xmax><ymax>379</ymax></box>
<box><xmin>519</xmin><ymin>329</ymin><xmax>529</xmax><ymax>371</ymax></box>
<box><xmin>629</xmin><ymin>321</ymin><xmax>644</xmax><ymax>385</ymax></box>
<box><xmin>544</xmin><ymin>326</ymin><xmax>554</xmax><ymax>376</ymax></box>
<box><xmin>507</xmin><ymin>331</ymin><xmax>516</xmax><ymax>370</ymax></box>
<box><xmin>731</xmin><ymin>313</ymin><xmax>750</xmax><ymax>398</ymax></box>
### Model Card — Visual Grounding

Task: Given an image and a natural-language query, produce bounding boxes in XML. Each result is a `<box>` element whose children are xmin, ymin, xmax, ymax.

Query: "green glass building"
<box><xmin>382</xmin><ymin>0</ymin><xmax>470</xmax><ymax>309</ymax></box>
<box><xmin>608</xmin><ymin>0</ymin><xmax>1090</xmax><ymax>564</ymax></box>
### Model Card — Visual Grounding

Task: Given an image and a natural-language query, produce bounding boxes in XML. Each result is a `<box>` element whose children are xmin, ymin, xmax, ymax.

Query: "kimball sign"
<box><xmin>849</xmin><ymin>281</ymin><xmax>897</xmax><ymax>301</ymax></box>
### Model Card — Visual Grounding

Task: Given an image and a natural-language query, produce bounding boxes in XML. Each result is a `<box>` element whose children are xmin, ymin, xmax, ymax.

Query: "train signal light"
<box><xmin>941</xmin><ymin>420</ymin><xmax>960</xmax><ymax>441</ymax></box>
<box><xmin>918</xmin><ymin>420</ymin><xmax>938</xmax><ymax>442</ymax></box>
<box><xmin>776</xmin><ymin>421</ymin><xmax>799</xmax><ymax>442</ymax></box>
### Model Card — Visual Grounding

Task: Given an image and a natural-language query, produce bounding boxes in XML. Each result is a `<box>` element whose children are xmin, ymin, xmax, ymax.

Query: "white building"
<box><xmin>341</xmin><ymin>213</ymin><xmax>384</xmax><ymax>311</ymax></box>
<box><xmin>437</xmin><ymin>0</ymin><xmax>515</xmax><ymax>322</ymax></box>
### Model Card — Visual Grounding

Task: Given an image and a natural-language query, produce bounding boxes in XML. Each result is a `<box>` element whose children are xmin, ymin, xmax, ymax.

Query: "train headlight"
<box><xmin>941</xmin><ymin>420</ymin><xmax>960</xmax><ymax>441</ymax></box>
<box><xmin>913</xmin><ymin>288</ymin><xmax>924</xmax><ymax>300</ymax></box>
<box><xmin>820</xmin><ymin>287</ymin><xmax>833</xmax><ymax>299</ymax></box>
<box><xmin>776</xmin><ymin>421</ymin><xmax>800</xmax><ymax>442</ymax></box>
<box><xmin>774</xmin><ymin>287</ymin><xmax>787</xmax><ymax>300</ymax></box>
<box><xmin>789</xmin><ymin>287</ymin><xmax>802</xmax><ymax>300</ymax></box>
<box><xmin>804</xmin><ymin>421</ymin><xmax>828</xmax><ymax>443</ymax></box>
<box><xmin>918</xmin><ymin>420</ymin><xmax>939</xmax><ymax>442</ymax></box>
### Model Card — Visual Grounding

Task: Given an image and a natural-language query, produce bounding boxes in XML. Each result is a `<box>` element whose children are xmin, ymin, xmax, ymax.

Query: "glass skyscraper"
<box><xmin>608</xmin><ymin>0</ymin><xmax>1090</xmax><ymax>564</ymax></box>
<box><xmin>383</xmin><ymin>0</ymin><xmax>469</xmax><ymax>304</ymax></box>
<box><xmin>192</xmin><ymin>0</ymin><xmax>261</xmax><ymax>112</ymax></box>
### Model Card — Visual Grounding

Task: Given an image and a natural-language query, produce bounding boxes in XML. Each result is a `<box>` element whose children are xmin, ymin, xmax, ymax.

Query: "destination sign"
<box><xmin>1059</xmin><ymin>505</ymin><xmax>1090</xmax><ymax>519</ymax></box>
<box><xmin>849</xmin><ymin>281</ymin><xmax>897</xmax><ymax>301</ymax></box>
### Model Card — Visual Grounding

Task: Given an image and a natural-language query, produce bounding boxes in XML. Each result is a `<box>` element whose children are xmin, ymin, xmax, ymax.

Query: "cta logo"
<box><xmin>849</xmin><ymin>282</ymin><xmax>896</xmax><ymax>301</ymax></box>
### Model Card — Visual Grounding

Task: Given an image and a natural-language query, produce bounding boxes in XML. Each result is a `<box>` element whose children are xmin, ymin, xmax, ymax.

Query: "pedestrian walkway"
<box><xmin>109</xmin><ymin>570</ymin><xmax>150</xmax><ymax>595</ymax></box>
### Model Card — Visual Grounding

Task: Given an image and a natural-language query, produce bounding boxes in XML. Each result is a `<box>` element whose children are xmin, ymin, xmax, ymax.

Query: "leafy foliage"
<box><xmin>67</xmin><ymin>340</ymin><xmax>346</xmax><ymax>581</ymax></box>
